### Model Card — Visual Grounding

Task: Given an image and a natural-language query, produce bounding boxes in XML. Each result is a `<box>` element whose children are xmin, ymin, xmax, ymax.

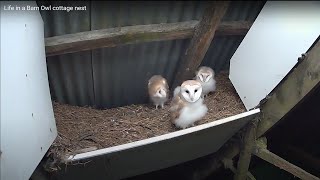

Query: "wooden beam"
<box><xmin>222</xmin><ymin>158</ymin><xmax>257</xmax><ymax>180</ymax></box>
<box><xmin>234</xmin><ymin>121</ymin><xmax>257</xmax><ymax>180</ymax></box>
<box><xmin>45</xmin><ymin>20</ymin><xmax>251</xmax><ymax>57</ymax></box>
<box><xmin>286</xmin><ymin>145</ymin><xmax>320</xmax><ymax>171</ymax></box>
<box><xmin>45</xmin><ymin>21</ymin><xmax>197</xmax><ymax>57</ymax></box>
<box><xmin>172</xmin><ymin>1</ymin><xmax>230</xmax><ymax>87</ymax></box>
<box><xmin>256</xmin><ymin>39</ymin><xmax>320</xmax><ymax>137</ymax></box>
<box><xmin>253</xmin><ymin>143</ymin><xmax>320</xmax><ymax>180</ymax></box>
<box><xmin>215</xmin><ymin>21</ymin><xmax>252</xmax><ymax>36</ymax></box>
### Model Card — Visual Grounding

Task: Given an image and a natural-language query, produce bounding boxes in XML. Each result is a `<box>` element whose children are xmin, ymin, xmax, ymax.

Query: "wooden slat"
<box><xmin>45</xmin><ymin>21</ymin><xmax>252</xmax><ymax>56</ymax></box>
<box><xmin>215</xmin><ymin>21</ymin><xmax>252</xmax><ymax>36</ymax></box>
<box><xmin>45</xmin><ymin>21</ymin><xmax>197</xmax><ymax>57</ymax></box>
<box><xmin>253</xmin><ymin>143</ymin><xmax>320</xmax><ymax>180</ymax></box>
<box><xmin>45</xmin><ymin>20</ymin><xmax>251</xmax><ymax>57</ymax></box>
<box><xmin>172</xmin><ymin>1</ymin><xmax>230</xmax><ymax>88</ymax></box>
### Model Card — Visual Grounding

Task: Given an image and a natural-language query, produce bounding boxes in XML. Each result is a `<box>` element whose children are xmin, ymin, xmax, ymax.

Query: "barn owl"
<box><xmin>169</xmin><ymin>80</ymin><xmax>208</xmax><ymax>129</ymax></box>
<box><xmin>148</xmin><ymin>75</ymin><xmax>169</xmax><ymax>109</ymax></box>
<box><xmin>195</xmin><ymin>66</ymin><xmax>216</xmax><ymax>98</ymax></box>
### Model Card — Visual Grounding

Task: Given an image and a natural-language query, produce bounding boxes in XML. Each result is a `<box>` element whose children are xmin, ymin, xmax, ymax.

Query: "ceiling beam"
<box><xmin>45</xmin><ymin>19</ymin><xmax>251</xmax><ymax>57</ymax></box>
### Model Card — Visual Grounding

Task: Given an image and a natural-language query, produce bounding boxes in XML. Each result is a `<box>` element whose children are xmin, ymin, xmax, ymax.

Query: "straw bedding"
<box><xmin>47</xmin><ymin>71</ymin><xmax>246</xmax><ymax>165</ymax></box>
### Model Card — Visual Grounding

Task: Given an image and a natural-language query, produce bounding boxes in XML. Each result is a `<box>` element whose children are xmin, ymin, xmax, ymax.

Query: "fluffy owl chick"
<box><xmin>169</xmin><ymin>80</ymin><xmax>208</xmax><ymax>129</ymax></box>
<box><xmin>148</xmin><ymin>75</ymin><xmax>169</xmax><ymax>109</ymax></box>
<box><xmin>195</xmin><ymin>66</ymin><xmax>216</xmax><ymax>98</ymax></box>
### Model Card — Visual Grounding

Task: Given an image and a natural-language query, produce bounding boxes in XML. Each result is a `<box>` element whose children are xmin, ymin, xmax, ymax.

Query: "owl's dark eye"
<box><xmin>185</xmin><ymin>90</ymin><xmax>189</xmax><ymax>94</ymax></box>
<box><xmin>195</xmin><ymin>89</ymin><xmax>198</xmax><ymax>93</ymax></box>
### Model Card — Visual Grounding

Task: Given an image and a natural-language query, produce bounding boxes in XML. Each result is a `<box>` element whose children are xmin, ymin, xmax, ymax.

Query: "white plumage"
<box><xmin>173</xmin><ymin>86</ymin><xmax>181</xmax><ymax>97</ymax></box>
<box><xmin>169</xmin><ymin>80</ymin><xmax>208</xmax><ymax>129</ymax></box>
<box><xmin>195</xmin><ymin>66</ymin><xmax>216</xmax><ymax>98</ymax></box>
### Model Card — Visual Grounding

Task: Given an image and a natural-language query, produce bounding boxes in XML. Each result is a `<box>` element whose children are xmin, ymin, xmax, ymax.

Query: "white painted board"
<box><xmin>229</xmin><ymin>1</ymin><xmax>320</xmax><ymax>110</ymax></box>
<box><xmin>54</xmin><ymin>109</ymin><xmax>260</xmax><ymax>180</ymax></box>
<box><xmin>0</xmin><ymin>1</ymin><xmax>57</xmax><ymax>180</ymax></box>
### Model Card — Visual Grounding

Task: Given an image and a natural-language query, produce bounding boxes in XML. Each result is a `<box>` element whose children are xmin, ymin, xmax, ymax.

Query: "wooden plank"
<box><xmin>45</xmin><ymin>20</ymin><xmax>251</xmax><ymax>57</ymax></box>
<box><xmin>215</xmin><ymin>21</ymin><xmax>252</xmax><ymax>36</ymax></box>
<box><xmin>51</xmin><ymin>109</ymin><xmax>260</xmax><ymax>180</ymax></box>
<box><xmin>256</xmin><ymin>39</ymin><xmax>320</xmax><ymax>137</ymax></box>
<box><xmin>173</xmin><ymin>1</ymin><xmax>230</xmax><ymax>88</ymax></box>
<box><xmin>253</xmin><ymin>143</ymin><xmax>320</xmax><ymax>180</ymax></box>
<box><xmin>234</xmin><ymin>121</ymin><xmax>257</xmax><ymax>180</ymax></box>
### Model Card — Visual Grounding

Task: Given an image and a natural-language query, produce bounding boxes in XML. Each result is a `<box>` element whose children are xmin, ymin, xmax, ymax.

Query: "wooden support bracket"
<box><xmin>253</xmin><ymin>141</ymin><xmax>320</xmax><ymax>180</ymax></box>
<box><xmin>234</xmin><ymin>121</ymin><xmax>257</xmax><ymax>180</ymax></box>
<box><xmin>172</xmin><ymin>1</ymin><xmax>230</xmax><ymax>88</ymax></box>
<box><xmin>222</xmin><ymin>158</ymin><xmax>256</xmax><ymax>180</ymax></box>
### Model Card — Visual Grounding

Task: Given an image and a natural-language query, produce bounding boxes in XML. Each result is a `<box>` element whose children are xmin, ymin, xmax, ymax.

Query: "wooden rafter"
<box><xmin>253</xmin><ymin>141</ymin><xmax>320</xmax><ymax>180</ymax></box>
<box><xmin>45</xmin><ymin>20</ymin><xmax>251</xmax><ymax>57</ymax></box>
<box><xmin>172</xmin><ymin>1</ymin><xmax>230</xmax><ymax>88</ymax></box>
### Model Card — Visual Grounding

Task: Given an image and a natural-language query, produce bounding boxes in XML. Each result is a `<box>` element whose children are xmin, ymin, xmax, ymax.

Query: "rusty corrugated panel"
<box><xmin>39</xmin><ymin>1</ymin><xmax>265</xmax><ymax>108</ymax></box>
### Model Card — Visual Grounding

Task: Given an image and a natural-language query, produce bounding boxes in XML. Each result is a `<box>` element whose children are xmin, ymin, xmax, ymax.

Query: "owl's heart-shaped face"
<box><xmin>181</xmin><ymin>84</ymin><xmax>202</xmax><ymax>103</ymax></box>
<box><xmin>154</xmin><ymin>87</ymin><xmax>167</xmax><ymax>98</ymax></box>
<box><xmin>197</xmin><ymin>72</ymin><xmax>213</xmax><ymax>83</ymax></box>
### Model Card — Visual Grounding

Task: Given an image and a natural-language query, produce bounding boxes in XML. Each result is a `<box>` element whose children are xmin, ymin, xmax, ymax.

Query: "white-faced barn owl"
<box><xmin>195</xmin><ymin>66</ymin><xmax>216</xmax><ymax>98</ymax></box>
<box><xmin>169</xmin><ymin>80</ymin><xmax>208</xmax><ymax>129</ymax></box>
<box><xmin>148</xmin><ymin>75</ymin><xmax>169</xmax><ymax>109</ymax></box>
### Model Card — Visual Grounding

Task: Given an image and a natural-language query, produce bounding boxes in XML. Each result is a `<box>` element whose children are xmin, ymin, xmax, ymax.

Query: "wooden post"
<box><xmin>253</xmin><ymin>142</ymin><xmax>320</xmax><ymax>180</ymax></box>
<box><xmin>234</xmin><ymin>121</ymin><xmax>257</xmax><ymax>180</ymax></box>
<box><xmin>222</xmin><ymin>158</ymin><xmax>257</xmax><ymax>180</ymax></box>
<box><xmin>172</xmin><ymin>1</ymin><xmax>230</xmax><ymax>88</ymax></box>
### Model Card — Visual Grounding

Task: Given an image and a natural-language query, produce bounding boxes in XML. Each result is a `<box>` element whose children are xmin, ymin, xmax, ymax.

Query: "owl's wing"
<box><xmin>169</xmin><ymin>96</ymin><xmax>185</xmax><ymax>122</ymax></box>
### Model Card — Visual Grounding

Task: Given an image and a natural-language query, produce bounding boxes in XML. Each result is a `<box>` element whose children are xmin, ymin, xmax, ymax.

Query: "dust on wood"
<box><xmin>47</xmin><ymin>71</ymin><xmax>246</xmax><ymax>163</ymax></box>
<box><xmin>173</xmin><ymin>1</ymin><xmax>230</xmax><ymax>87</ymax></box>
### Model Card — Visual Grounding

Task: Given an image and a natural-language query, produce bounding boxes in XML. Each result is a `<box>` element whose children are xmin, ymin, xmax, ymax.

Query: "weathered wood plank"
<box><xmin>234</xmin><ymin>121</ymin><xmax>257</xmax><ymax>180</ymax></box>
<box><xmin>256</xmin><ymin>39</ymin><xmax>320</xmax><ymax>137</ymax></box>
<box><xmin>215</xmin><ymin>21</ymin><xmax>252</xmax><ymax>36</ymax></box>
<box><xmin>222</xmin><ymin>158</ymin><xmax>257</xmax><ymax>180</ymax></box>
<box><xmin>253</xmin><ymin>143</ymin><xmax>320</xmax><ymax>180</ymax></box>
<box><xmin>45</xmin><ymin>21</ymin><xmax>197</xmax><ymax>57</ymax></box>
<box><xmin>45</xmin><ymin>20</ymin><xmax>251</xmax><ymax>57</ymax></box>
<box><xmin>172</xmin><ymin>1</ymin><xmax>230</xmax><ymax>88</ymax></box>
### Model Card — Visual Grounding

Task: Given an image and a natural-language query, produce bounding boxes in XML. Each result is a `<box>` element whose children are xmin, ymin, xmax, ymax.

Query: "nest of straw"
<box><xmin>47</xmin><ymin>71</ymin><xmax>246</xmax><ymax>166</ymax></box>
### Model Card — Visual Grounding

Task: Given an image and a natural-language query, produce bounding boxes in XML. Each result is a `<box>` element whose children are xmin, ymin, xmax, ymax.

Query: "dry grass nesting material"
<box><xmin>48</xmin><ymin>71</ymin><xmax>246</xmax><ymax>163</ymax></box>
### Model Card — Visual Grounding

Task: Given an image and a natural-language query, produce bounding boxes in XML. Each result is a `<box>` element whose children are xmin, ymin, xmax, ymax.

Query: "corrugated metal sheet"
<box><xmin>38</xmin><ymin>1</ymin><xmax>266</xmax><ymax>108</ymax></box>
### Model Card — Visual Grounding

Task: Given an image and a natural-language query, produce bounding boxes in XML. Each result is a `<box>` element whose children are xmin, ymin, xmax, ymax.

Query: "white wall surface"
<box><xmin>0</xmin><ymin>1</ymin><xmax>57</xmax><ymax>180</ymax></box>
<box><xmin>229</xmin><ymin>1</ymin><xmax>320</xmax><ymax>110</ymax></box>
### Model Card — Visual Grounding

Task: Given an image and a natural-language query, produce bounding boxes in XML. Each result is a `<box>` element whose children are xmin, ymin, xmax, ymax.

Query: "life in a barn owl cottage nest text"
<box><xmin>3</xmin><ymin>4</ymin><xmax>87</xmax><ymax>12</ymax></box>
